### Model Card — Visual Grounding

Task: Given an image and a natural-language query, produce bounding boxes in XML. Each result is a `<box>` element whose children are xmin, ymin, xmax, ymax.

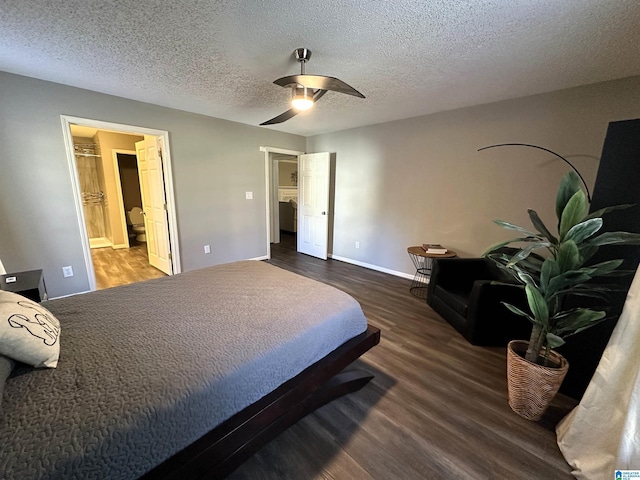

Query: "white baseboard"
<box><xmin>256</xmin><ymin>249</ymin><xmax>413</xmax><ymax>280</ymax></box>
<box><xmin>111</xmin><ymin>243</ymin><xmax>128</xmax><ymax>250</ymax></box>
<box><xmin>48</xmin><ymin>289</ymin><xmax>92</xmax><ymax>300</ymax></box>
<box><xmin>89</xmin><ymin>237</ymin><xmax>112</xmax><ymax>249</ymax></box>
<box><xmin>329</xmin><ymin>254</ymin><xmax>414</xmax><ymax>280</ymax></box>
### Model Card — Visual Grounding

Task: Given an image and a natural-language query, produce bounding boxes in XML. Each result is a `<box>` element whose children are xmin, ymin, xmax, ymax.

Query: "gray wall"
<box><xmin>0</xmin><ymin>72</ymin><xmax>305</xmax><ymax>298</ymax></box>
<box><xmin>307</xmin><ymin>76</ymin><xmax>640</xmax><ymax>277</ymax></box>
<box><xmin>278</xmin><ymin>161</ymin><xmax>297</xmax><ymax>186</ymax></box>
<box><xmin>2</xmin><ymin>70</ymin><xmax>638</xmax><ymax>297</ymax></box>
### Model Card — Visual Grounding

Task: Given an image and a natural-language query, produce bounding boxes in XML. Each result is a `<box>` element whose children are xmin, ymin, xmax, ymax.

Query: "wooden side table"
<box><xmin>0</xmin><ymin>269</ymin><xmax>47</xmax><ymax>302</ymax></box>
<box><xmin>407</xmin><ymin>246</ymin><xmax>456</xmax><ymax>298</ymax></box>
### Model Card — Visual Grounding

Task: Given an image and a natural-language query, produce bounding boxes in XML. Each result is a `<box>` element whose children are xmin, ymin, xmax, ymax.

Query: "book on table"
<box><xmin>422</xmin><ymin>243</ymin><xmax>447</xmax><ymax>254</ymax></box>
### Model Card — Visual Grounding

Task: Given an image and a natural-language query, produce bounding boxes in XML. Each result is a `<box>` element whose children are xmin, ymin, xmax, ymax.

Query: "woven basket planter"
<box><xmin>506</xmin><ymin>340</ymin><xmax>569</xmax><ymax>421</ymax></box>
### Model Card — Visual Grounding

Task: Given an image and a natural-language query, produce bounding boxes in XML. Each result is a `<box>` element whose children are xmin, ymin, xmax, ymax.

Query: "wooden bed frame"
<box><xmin>142</xmin><ymin>325</ymin><xmax>380</xmax><ymax>479</ymax></box>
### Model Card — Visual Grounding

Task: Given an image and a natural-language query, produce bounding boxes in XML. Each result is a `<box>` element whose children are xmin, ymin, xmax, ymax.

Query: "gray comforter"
<box><xmin>0</xmin><ymin>261</ymin><xmax>367</xmax><ymax>480</ymax></box>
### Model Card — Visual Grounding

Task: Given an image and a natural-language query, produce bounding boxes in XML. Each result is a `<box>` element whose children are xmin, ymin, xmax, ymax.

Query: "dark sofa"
<box><xmin>426</xmin><ymin>256</ymin><xmax>532</xmax><ymax>346</ymax></box>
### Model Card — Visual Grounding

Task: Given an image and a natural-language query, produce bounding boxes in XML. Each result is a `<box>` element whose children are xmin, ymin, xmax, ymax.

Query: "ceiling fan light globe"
<box><xmin>292</xmin><ymin>97</ymin><xmax>314</xmax><ymax>110</ymax></box>
<box><xmin>291</xmin><ymin>87</ymin><xmax>314</xmax><ymax>110</ymax></box>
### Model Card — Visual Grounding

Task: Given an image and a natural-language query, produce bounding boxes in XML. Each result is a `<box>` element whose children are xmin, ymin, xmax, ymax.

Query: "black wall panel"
<box><xmin>558</xmin><ymin>118</ymin><xmax>640</xmax><ymax>399</ymax></box>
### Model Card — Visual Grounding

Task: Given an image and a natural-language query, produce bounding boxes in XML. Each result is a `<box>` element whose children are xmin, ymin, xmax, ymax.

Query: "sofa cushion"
<box><xmin>433</xmin><ymin>285</ymin><xmax>469</xmax><ymax>317</ymax></box>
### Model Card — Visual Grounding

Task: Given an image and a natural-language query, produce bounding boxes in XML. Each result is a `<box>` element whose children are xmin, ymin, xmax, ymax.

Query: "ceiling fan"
<box><xmin>260</xmin><ymin>48</ymin><xmax>365</xmax><ymax>126</ymax></box>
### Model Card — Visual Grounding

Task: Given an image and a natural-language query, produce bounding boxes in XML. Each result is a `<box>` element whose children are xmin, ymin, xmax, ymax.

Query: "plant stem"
<box><xmin>543</xmin><ymin>345</ymin><xmax>552</xmax><ymax>366</ymax></box>
<box><xmin>526</xmin><ymin>324</ymin><xmax>545</xmax><ymax>363</ymax></box>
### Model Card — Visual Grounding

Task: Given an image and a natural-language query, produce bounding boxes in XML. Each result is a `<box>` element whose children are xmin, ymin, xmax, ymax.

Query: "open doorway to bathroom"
<box><xmin>63</xmin><ymin>117</ymin><xmax>180</xmax><ymax>291</ymax></box>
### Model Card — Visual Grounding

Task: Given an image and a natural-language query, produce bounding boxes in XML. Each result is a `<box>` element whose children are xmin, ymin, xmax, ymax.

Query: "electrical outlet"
<box><xmin>245</xmin><ymin>191</ymin><xmax>253</xmax><ymax>200</ymax></box>
<box><xmin>204</xmin><ymin>244</ymin><xmax>211</xmax><ymax>254</ymax></box>
<box><xmin>62</xmin><ymin>266</ymin><xmax>74</xmax><ymax>278</ymax></box>
<box><xmin>355</xmin><ymin>241</ymin><xmax>360</xmax><ymax>249</ymax></box>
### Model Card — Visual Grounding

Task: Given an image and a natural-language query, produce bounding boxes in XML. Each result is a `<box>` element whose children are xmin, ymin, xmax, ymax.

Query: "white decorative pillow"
<box><xmin>0</xmin><ymin>290</ymin><xmax>60</xmax><ymax>368</ymax></box>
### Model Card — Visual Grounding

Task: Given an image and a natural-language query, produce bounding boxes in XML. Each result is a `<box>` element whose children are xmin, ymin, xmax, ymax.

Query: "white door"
<box><xmin>135</xmin><ymin>137</ymin><xmax>172</xmax><ymax>275</ymax></box>
<box><xmin>297</xmin><ymin>152</ymin><xmax>330</xmax><ymax>259</ymax></box>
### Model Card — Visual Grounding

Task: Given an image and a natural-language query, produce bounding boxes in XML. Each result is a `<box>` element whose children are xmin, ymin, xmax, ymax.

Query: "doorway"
<box><xmin>274</xmin><ymin>155</ymin><xmax>299</xmax><ymax>241</ymax></box>
<box><xmin>62</xmin><ymin>116</ymin><xmax>181</xmax><ymax>291</ymax></box>
<box><xmin>261</xmin><ymin>147</ymin><xmax>304</xmax><ymax>259</ymax></box>
<box><xmin>262</xmin><ymin>147</ymin><xmax>333</xmax><ymax>261</ymax></box>
<box><xmin>114</xmin><ymin>151</ymin><xmax>141</xmax><ymax>249</ymax></box>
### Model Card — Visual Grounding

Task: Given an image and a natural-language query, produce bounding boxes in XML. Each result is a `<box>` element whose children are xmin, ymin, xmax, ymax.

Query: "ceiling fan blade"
<box><xmin>260</xmin><ymin>109</ymin><xmax>300</xmax><ymax>125</ymax></box>
<box><xmin>274</xmin><ymin>75</ymin><xmax>365</xmax><ymax>98</ymax></box>
<box><xmin>312</xmin><ymin>89</ymin><xmax>327</xmax><ymax>102</ymax></box>
<box><xmin>260</xmin><ymin>89</ymin><xmax>327</xmax><ymax>126</ymax></box>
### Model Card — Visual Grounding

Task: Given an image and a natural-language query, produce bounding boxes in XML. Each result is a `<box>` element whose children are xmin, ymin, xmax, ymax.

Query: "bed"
<box><xmin>0</xmin><ymin>260</ymin><xmax>380</xmax><ymax>479</ymax></box>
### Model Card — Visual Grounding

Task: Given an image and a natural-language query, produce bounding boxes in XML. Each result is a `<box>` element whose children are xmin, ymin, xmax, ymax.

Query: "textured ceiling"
<box><xmin>2</xmin><ymin>1</ymin><xmax>640</xmax><ymax>136</ymax></box>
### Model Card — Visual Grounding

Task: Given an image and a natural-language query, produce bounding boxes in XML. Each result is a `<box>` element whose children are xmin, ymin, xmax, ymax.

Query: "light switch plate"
<box><xmin>245</xmin><ymin>192</ymin><xmax>253</xmax><ymax>200</ymax></box>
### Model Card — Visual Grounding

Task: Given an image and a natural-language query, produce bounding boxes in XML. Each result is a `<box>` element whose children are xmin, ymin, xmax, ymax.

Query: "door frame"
<box><xmin>61</xmin><ymin>115</ymin><xmax>181</xmax><ymax>291</ymax></box>
<box><xmin>260</xmin><ymin>146</ymin><xmax>305</xmax><ymax>259</ymax></box>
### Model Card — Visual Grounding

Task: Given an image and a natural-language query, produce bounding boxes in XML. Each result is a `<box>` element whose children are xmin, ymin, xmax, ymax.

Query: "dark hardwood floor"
<box><xmin>228</xmin><ymin>232</ymin><xmax>577</xmax><ymax>479</ymax></box>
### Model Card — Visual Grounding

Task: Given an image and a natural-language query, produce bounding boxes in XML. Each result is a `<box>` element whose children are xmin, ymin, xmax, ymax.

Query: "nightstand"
<box><xmin>0</xmin><ymin>269</ymin><xmax>47</xmax><ymax>302</ymax></box>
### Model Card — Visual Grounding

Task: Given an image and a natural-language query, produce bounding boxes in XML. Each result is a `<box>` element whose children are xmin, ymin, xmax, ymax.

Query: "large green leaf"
<box><xmin>583</xmin><ymin>204</ymin><xmax>634</xmax><ymax>221</ymax></box>
<box><xmin>565</xmin><ymin>218</ymin><xmax>603</xmax><ymax>245</ymax></box>
<box><xmin>493</xmin><ymin>220</ymin><xmax>542</xmax><ymax>238</ymax></box>
<box><xmin>547</xmin><ymin>271</ymin><xmax>594</xmax><ymax>295</ymax></box>
<box><xmin>518</xmin><ymin>258</ymin><xmax>544</xmax><ymax>275</ymax></box>
<box><xmin>525</xmin><ymin>284</ymin><xmax>549</xmax><ymax>326</ymax></box>
<box><xmin>559</xmin><ymin>190</ymin><xmax>588</xmax><ymax>240</ymax></box>
<box><xmin>528</xmin><ymin>209</ymin><xmax>558</xmax><ymax>244</ymax></box>
<box><xmin>547</xmin><ymin>260</ymin><xmax>624</xmax><ymax>295</ymax></box>
<box><xmin>564</xmin><ymin>283</ymin><xmax>616</xmax><ymax>292</ymax></box>
<box><xmin>481</xmin><ymin>237</ymin><xmax>535</xmax><ymax>257</ymax></box>
<box><xmin>583</xmin><ymin>231</ymin><xmax>640</xmax><ymax>248</ymax></box>
<box><xmin>555</xmin><ymin>171</ymin><xmax>582</xmax><ymax>221</ymax></box>
<box><xmin>491</xmin><ymin>252</ymin><xmax>543</xmax><ymax>286</ymax></box>
<box><xmin>486</xmin><ymin>252</ymin><xmax>510</xmax><ymax>267</ymax></box>
<box><xmin>507</xmin><ymin>242</ymin><xmax>552</xmax><ymax>266</ymax></box>
<box><xmin>595</xmin><ymin>269</ymin><xmax>637</xmax><ymax>277</ymax></box>
<box><xmin>519</xmin><ymin>254</ymin><xmax>545</xmax><ymax>270</ymax></box>
<box><xmin>580</xmin><ymin>259</ymin><xmax>624</xmax><ymax>277</ymax></box>
<box><xmin>492</xmin><ymin>255</ymin><xmax>539</xmax><ymax>286</ymax></box>
<box><xmin>554</xmin><ymin>309</ymin><xmax>606</xmax><ymax>336</ymax></box>
<box><xmin>552</xmin><ymin>283</ymin><xmax>613</xmax><ymax>300</ymax></box>
<box><xmin>556</xmin><ymin>240</ymin><xmax>580</xmax><ymax>273</ymax></box>
<box><xmin>546</xmin><ymin>333</ymin><xmax>565</xmax><ymax>349</ymax></box>
<box><xmin>579</xmin><ymin>244</ymin><xmax>599</xmax><ymax>264</ymax></box>
<box><xmin>501</xmin><ymin>302</ymin><xmax>534</xmax><ymax>323</ymax></box>
<box><xmin>488</xmin><ymin>250</ymin><xmax>544</xmax><ymax>273</ymax></box>
<box><xmin>511</xmin><ymin>264</ymin><xmax>538</xmax><ymax>287</ymax></box>
<box><xmin>491</xmin><ymin>262</ymin><xmax>523</xmax><ymax>283</ymax></box>
<box><xmin>540</xmin><ymin>258</ymin><xmax>560</xmax><ymax>294</ymax></box>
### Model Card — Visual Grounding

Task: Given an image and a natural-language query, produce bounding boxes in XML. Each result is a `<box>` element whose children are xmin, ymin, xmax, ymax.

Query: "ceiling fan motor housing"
<box><xmin>295</xmin><ymin>48</ymin><xmax>312</xmax><ymax>63</ymax></box>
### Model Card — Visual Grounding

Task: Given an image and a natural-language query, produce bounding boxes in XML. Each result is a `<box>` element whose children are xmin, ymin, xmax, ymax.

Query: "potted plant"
<box><xmin>484</xmin><ymin>171</ymin><xmax>640</xmax><ymax>420</ymax></box>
